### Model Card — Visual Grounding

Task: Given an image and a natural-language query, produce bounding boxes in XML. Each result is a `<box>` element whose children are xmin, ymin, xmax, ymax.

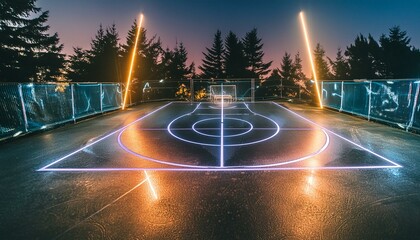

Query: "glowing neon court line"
<box><xmin>40</xmin><ymin>165</ymin><xmax>401</xmax><ymax>172</ymax></box>
<box><xmin>118</xmin><ymin>129</ymin><xmax>212</xmax><ymax>168</ymax></box>
<box><xmin>166</xmin><ymin>103</ymin><xmax>280</xmax><ymax>147</ymax></box>
<box><xmin>190</xmin><ymin>102</ymin><xmax>202</xmax><ymax>114</ymax></box>
<box><xmin>192</xmin><ymin>117</ymin><xmax>253</xmax><ymax>138</ymax></box>
<box><xmin>144</xmin><ymin>171</ymin><xmax>158</xmax><ymax>200</ymax></box>
<box><xmin>248</xmin><ymin>128</ymin><xmax>329</xmax><ymax>168</ymax></box>
<box><xmin>122</xmin><ymin>14</ymin><xmax>144</xmax><ymax>110</ymax></box>
<box><xmin>300</xmin><ymin>11</ymin><xmax>323</xmax><ymax>108</ymax></box>
<box><xmin>118</xmin><ymin>128</ymin><xmax>329</xmax><ymax>169</ymax></box>
<box><xmin>272</xmin><ymin>102</ymin><xmax>402</xmax><ymax>167</ymax></box>
<box><xmin>38</xmin><ymin>102</ymin><xmax>173</xmax><ymax>171</ymax></box>
<box><xmin>54</xmin><ymin>177</ymin><xmax>148</xmax><ymax>238</ymax></box>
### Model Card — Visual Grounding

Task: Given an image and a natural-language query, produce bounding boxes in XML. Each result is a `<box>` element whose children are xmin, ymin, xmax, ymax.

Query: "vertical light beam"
<box><xmin>122</xmin><ymin>14</ymin><xmax>144</xmax><ymax>110</ymax></box>
<box><xmin>299</xmin><ymin>11</ymin><xmax>323</xmax><ymax>108</ymax></box>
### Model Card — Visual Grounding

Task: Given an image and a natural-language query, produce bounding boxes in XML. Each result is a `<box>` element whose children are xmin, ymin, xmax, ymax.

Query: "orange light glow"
<box><xmin>299</xmin><ymin>11</ymin><xmax>323</xmax><ymax>108</ymax></box>
<box><xmin>122</xmin><ymin>14</ymin><xmax>144</xmax><ymax>110</ymax></box>
<box><xmin>144</xmin><ymin>171</ymin><xmax>158</xmax><ymax>200</ymax></box>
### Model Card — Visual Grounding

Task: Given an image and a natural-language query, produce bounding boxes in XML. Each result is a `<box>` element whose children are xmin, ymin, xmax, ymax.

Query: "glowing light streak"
<box><xmin>54</xmin><ymin>177</ymin><xmax>148</xmax><ymax>238</ymax></box>
<box><xmin>122</xmin><ymin>13</ymin><xmax>144</xmax><ymax>110</ymax></box>
<box><xmin>144</xmin><ymin>171</ymin><xmax>158</xmax><ymax>200</ymax></box>
<box><xmin>272</xmin><ymin>102</ymin><xmax>402</xmax><ymax>167</ymax></box>
<box><xmin>13</xmin><ymin>131</ymin><xmax>23</xmax><ymax>137</ymax></box>
<box><xmin>299</xmin><ymin>11</ymin><xmax>323</xmax><ymax>108</ymax></box>
<box><xmin>37</xmin><ymin>102</ymin><xmax>172</xmax><ymax>171</ymax></box>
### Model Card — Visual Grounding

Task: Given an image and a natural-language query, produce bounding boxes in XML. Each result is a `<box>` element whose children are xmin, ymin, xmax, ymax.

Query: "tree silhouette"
<box><xmin>279</xmin><ymin>52</ymin><xmax>295</xmax><ymax>86</ymax></box>
<box><xmin>328</xmin><ymin>48</ymin><xmax>350</xmax><ymax>80</ymax></box>
<box><xmin>85</xmin><ymin>24</ymin><xmax>120</xmax><ymax>82</ymax></box>
<box><xmin>380</xmin><ymin>26</ymin><xmax>419</xmax><ymax>78</ymax></box>
<box><xmin>67</xmin><ymin>47</ymin><xmax>90</xmax><ymax>82</ymax></box>
<box><xmin>120</xmin><ymin>21</ymin><xmax>163</xmax><ymax>82</ymax></box>
<box><xmin>243</xmin><ymin>28</ymin><xmax>272</xmax><ymax>78</ymax></box>
<box><xmin>313</xmin><ymin>43</ymin><xmax>331</xmax><ymax>80</ymax></box>
<box><xmin>199</xmin><ymin>30</ymin><xmax>225</xmax><ymax>78</ymax></box>
<box><xmin>345</xmin><ymin>34</ymin><xmax>382</xmax><ymax>79</ymax></box>
<box><xmin>224</xmin><ymin>31</ymin><xmax>249</xmax><ymax>78</ymax></box>
<box><xmin>164</xmin><ymin>42</ymin><xmax>191</xmax><ymax>80</ymax></box>
<box><xmin>0</xmin><ymin>0</ymin><xmax>65</xmax><ymax>82</ymax></box>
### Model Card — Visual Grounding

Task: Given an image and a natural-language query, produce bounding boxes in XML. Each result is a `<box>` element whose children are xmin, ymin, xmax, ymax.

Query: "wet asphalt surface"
<box><xmin>0</xmin><ymin>101</ymin><xmax>419</xmax><ymax>239</ymax></box>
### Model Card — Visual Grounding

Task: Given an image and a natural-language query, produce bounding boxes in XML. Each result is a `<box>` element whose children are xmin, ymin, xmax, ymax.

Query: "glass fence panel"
<box><xmin>21</xmin><ymin>83</ymin><xmax>73</xmax><ymax>130</ymax></box>
<box><xmin>102</xmin><ymin>83</ymin><xmax>122</xmax><ymax>110</ymax></box>
<box><xmin>369</xmin><ymin>80</ymin><xmax>413</xmax><ymax>126</ymax></box>
<box><xmin>342</xmin><ymin>81</ymin><xmax>370</xmax><ymax>116</ymax></box>
<box><xmin>0</xmin><ymin>82</ymin><xmax>122</xmax><ymax>140</ymax></box>
<box><xmin>322</xmin><ymin>79</ymin><xmax>420</xmax><ymax>130</ymax></box>
<box><xmin>73</xmin><ymin>84</ymin><xmax>101</xmax><ymax>118</ymax></box>
<box><xmin>322</xmin><ymin>82</ymin><xmax>341</xmax><ymax>110</ymax></box>
<box><xmin>0</xmin><ymin>83</ymin><xmax>25</xmax><ymax>139</ymax></box>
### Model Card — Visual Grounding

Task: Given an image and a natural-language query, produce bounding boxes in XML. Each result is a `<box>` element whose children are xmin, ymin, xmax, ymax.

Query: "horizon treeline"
<box><xmin>1</xmin><ymin>0</ymin><xmax>420</xmax><ymax>86</ymax></box>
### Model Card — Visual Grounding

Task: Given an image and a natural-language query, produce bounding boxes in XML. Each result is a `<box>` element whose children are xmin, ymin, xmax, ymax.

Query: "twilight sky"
<box><xmin>38</xmin><ymin>0</ymin><xmax>420</xmax><ymax>76</ymax></box>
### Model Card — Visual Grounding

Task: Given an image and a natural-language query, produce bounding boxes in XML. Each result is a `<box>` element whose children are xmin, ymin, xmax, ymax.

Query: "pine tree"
<box><xmin>87</xmin><ymin>24</ymin><xmax>120</xmax><ymax>82</ymax></box>
<box><xmin>67</xmin><ymin>47</ymin><xmax>90</xmax><ymax>82</ymax></box>
<box><xmin>278</xmin><ymin>52</ymin><xmax>295</xmax><ymax>86</ymax></box>
<box><xmin>328</xmin><ymin>48</ymin><xmax>350</xmax><ymax>80</ymax></box>
<box><xmin>380</xmin><ymin>26</ymin><xmax>419</xmax><ymax>78</ymax></box>
<box><xmin>0</xmin><ymin>0</ymin><xmax>65</xmax><ymax>82</ymax></box>
<box><xmin>171</xmin><ymin>42</ymin><xmax>190</xmax><ymax>79</ymax></box>
<box><xmin>120</xmin><ymin>20</ymin><xmax>142</xmax><ymax>82</ymax></box>
<box><xmin>120</xmin><ymin>20</ymin><xmax>164</xmax><ymax>82</ymax></box>
<box><xmin>345</xmin><ymin>34</ymin><xmax>381</xmax><ymax>79</ymax></box>
<box><xmin>293</xmin><ymin>52</ymin><xmax>310</xmax><ymax>96</ymax></box>
<box><xmin>293</xmin><ymin>52</ymin><xmax>307</xmax><ymax>82</ymax></box>
<box><xmin>199</xmin><ymin>30</ymin><xmax>225</xmax><ymax>78</ymax></box>
<box><xmin>224</xmin><ymin>31</ymin><xmax>249</xmax><ymax>78</ymax></box>
<box><xmin>313</xmin><ymin>43</ymin><xmax>331</xmax><ymax>80</ymax></box>
<box><xmin>243</xmin><ymin>28</ymin><xmax>272</xmax><ymax>78</ymax></box>
<box><xmin>161</xmin><ymin>42</ymin><xmax>190</xmax><ymax>80</ymax></box>
<box><xmin>159</xmin><ymin>47</ymin><xmax>173</xmax><ymax>79</ymax></box>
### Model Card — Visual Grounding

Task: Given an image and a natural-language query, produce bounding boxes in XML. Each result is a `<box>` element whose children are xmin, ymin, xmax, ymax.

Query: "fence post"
<box><xmin>407</xmin><ymin>80</ymin><xmax>420</xmax><ymax>131</ymax></box>
<box><xmin>17</xmin><ymin>84</ymin><xmax>28</xmax><ymax>132</ymax></box>
<box><xmin>320</xmin><ymin>81</ymin><xmax>323</xmax><ymax>103</ymax></box>
<box><xmin>368</xmin><ymin>81</ymin><xmax>372</xmax><ymax>121</ymax></box>
<box><xmin>339</xmin><ymin>81</ymin><xmax>344</xmax><ymax>112</ymax></box>
<box><xmin>120</xmin><ymin>83</ymin><xmax>124</xmax><ymax>107</ymax></box>
<box><xmin>100</xmin><ymin>83</ymin><xmax>103</xmax><ymax>113</ymax></box>
<box><xmin>299</xmin><ymin>85</ymin><xmax>301</xmax><ymax>100</ymax></box>
<box><xmin>190</xmin><ymin>78</ymin><xmax>194</xmax><ymax>103</ymax></box>
<box><xmin>280</xmin><ymin>79</ymin><xmax>283</xmax><ymax>98</ymax></box>
<box><xmin>251</xmin><ymin>78</ymin><xmax>255</xmax><ymax>102</ymax></box>
<box><xmin>71</xmin><ymin>83</ymin><xmax>76</xmax><ymax>122</ymax></box>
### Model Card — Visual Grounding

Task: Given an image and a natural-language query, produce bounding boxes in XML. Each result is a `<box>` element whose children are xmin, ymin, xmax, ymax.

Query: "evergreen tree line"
<box><xmin>1</xmin><ymin>0</ymin><xmax>420</xmax><ymax>85</ymax></box>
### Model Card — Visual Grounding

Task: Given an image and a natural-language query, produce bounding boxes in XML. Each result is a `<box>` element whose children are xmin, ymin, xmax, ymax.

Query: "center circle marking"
<box><xmin>192</xmin><ymin>117</ymin><xmax>253</xmax><ymax>137</ymax></box>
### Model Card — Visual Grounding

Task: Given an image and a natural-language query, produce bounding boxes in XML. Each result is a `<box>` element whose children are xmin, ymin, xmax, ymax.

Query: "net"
<box><xmin>209</xmin><ymin>85</ymin><xmax>237</xmax><ymax>103</ymax></box>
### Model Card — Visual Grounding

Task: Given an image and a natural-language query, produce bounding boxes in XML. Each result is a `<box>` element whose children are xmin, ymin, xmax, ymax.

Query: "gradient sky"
<box><xmin>38</xmin><ymin>0</ymin><xmax>420</xmax><ymax>76</ymax></box>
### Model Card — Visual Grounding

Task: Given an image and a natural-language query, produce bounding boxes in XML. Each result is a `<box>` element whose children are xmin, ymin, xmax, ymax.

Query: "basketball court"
<box><xmin>38</xmin><ymin>99</ymin><xmax>400</xmax><ymax>172</ymax></box>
